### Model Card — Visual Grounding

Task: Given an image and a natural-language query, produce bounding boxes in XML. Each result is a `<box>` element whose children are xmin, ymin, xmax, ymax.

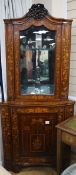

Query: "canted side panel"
<box><xmin>1</xmin><ymin>106</ymin><xmax>12</xmax><ymax>169</ymax></box>
<box><xmin>65</xmin><ymin>104</ymin><xmax>74</xmax><ymax>120</ymax></box>
<box><xmin>61</xmin><ymin>23</ymin><xmax>72</xmax><ymax>99</ymax></box>
<box><xmin>5</xmin><ymin>24</ymin><xmax>14</xmax><ymax>100</ymax></box>
<box><xmin>55</xmin><ymin>25</ymin><xmax>62</xmax><ymax>98</ymax></box>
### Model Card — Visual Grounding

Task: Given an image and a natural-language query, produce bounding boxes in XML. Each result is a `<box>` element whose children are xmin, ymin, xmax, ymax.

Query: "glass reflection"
<box><xmin>20</xmin><ymin>26</ymin><xmax>56</xmax><ymax>95</ymax></box>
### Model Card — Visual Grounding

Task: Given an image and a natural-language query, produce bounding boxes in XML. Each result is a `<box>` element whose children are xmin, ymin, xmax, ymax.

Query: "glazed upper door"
<box><xmin>20</xmin><ymin>26</ymin><xmax>56</xmax><ymax>95</ymax></box>
<box><xmin>13</xmin><ymin>18</ymin><xmax>62</xmax><ymax>101</ymax></box>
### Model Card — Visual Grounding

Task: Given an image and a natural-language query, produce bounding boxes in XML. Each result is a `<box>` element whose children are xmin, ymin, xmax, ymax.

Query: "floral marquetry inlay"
<box><xmin>6</xmin><ymin>24</ymin><xmax>15</xmax><ymax>100</ymax></box>
<box><xmin>1</xmin><ymin>5</ymin><xmax>74</xmax><ymax>170</ymax></box>
<box><xmin>61</xmin><ymin>24</ymin><xmax>71</xmax><ymax>99</ymax></box>
<box><xmin>17</xmin><ymin>107</ymin><xmax>49</xmax><ymax>113</ymax></box>
<box><xmin>1</xmin><ymin>106</ymin><xmax>12</xmax><ymax>165</ymax></box>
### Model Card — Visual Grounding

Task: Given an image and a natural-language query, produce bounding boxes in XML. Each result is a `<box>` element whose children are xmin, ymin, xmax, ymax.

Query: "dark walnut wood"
<box><xmin>0</xmin><ymin>4</ymin><xmax>74</xmax><ymax>172</ymax></box>
<box><xmin>26</xmin><ymin>4</ymin><xmax>48</xmax><ymax>20</ymax></box>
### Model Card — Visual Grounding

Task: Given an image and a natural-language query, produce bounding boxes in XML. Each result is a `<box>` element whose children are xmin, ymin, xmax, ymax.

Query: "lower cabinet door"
<box><xmin>11</xmin><ymin>107</ymin><xmax>59</xmax><ymax>166</ymax></box>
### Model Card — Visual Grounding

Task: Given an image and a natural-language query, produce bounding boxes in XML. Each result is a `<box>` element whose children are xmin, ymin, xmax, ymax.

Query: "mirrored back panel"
<box><xmin>20</xmin><ymin>26</ymin><xmax>56</xmax><ymax>95</ymax></box>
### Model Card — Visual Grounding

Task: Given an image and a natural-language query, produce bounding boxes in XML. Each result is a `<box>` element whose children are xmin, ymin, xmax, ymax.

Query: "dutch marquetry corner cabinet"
<box><xmin>0</xmin><ymin>3</ymin><xmax>75</xmax><ymax>171</ymax></box>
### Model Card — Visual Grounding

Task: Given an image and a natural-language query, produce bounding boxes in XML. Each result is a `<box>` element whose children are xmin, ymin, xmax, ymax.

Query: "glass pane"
<box><xmin>19</xmin><ymin>26</ymin><xmax>56</xmax><ymax>95</ymax></box>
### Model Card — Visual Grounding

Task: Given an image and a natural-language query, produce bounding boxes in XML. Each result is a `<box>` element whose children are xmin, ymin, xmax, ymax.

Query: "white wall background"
<box><xmin>33</xmin><ymin>0</ymin><xmax>67</xmax><ymax>18</ymax></box>
<box><xmin>51</xmin><ymin>0</ymin><xmax>67</xmax><ymax>18</ymax></box>
<box><xmin>67</xmin><ymin>0</ymin><xmax>76</xmax><ymax>98</ymax></box>
<box><xmin>32</xmin><ymin>0</ymin><xmax>52</xmax><ymax>14</ymax></box>
<box><xmin>67</xmin><ymin>0</ymin><xmax>76</xmax><ymax>116</ymax></box>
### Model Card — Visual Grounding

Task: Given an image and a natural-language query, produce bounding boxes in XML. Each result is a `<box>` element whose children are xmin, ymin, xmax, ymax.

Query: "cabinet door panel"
<box><xmin>11</xmin><ymin>108</ymin><xmax>58</xmax><ymax>164</ymax></box>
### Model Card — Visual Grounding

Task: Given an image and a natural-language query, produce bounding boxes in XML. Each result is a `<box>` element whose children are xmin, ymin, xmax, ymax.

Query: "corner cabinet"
<box><xmin>0</xmin><ymin>4</ymin><xmax>74</xmax><ymax>171</ymax></box>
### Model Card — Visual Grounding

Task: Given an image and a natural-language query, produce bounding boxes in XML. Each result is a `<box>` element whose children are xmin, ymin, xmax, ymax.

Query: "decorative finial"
<box><xmin>26</xmin><ymin>4</ymin><xmax>48</xmax><ymax>20</ymax></box>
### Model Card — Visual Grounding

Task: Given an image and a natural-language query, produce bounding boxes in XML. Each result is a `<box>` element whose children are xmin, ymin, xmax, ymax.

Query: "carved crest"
<box><xmin>26</xmin><ymin>4</ymin><xmax>48</xmax><ymax>20</ymax></box>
